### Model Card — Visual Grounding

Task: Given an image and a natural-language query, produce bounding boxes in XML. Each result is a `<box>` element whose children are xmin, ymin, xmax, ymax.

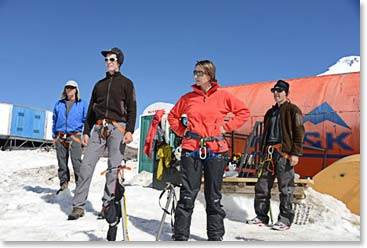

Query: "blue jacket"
<box><xmin>52</xmin><ymin>99</ymin><xmax>88</xmax><ymax>138</ymax></box>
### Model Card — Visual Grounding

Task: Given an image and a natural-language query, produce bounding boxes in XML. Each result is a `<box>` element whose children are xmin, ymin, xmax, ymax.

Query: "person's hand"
<box><xmin>52</xmin><ymin>138</ymin><xmax>58</xmax><ymax>147</ymax></box>
<box><xmin>122</xmin><ymin>132</ymin><xmax>133</xmax><ymax>144</ymax></box>
<box><xmin>82</xmin><ymin>134</ymin><xmax>89</xmax><ymax>146</ymax></box>
<box><xmin>290</xmin><ymin>155</ymin><xmax>299</xmax><ymax>166</ymax></box>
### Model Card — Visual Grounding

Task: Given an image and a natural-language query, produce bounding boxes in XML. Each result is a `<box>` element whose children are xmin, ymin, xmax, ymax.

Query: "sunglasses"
<box><xmin>105</xmin><ymin>57</ymin><xmax>118</xmax><ymax>63</ymax></box>
<box><xmin>271</xmin><ymin>87</ymin><xmax>284</xmax><ymax>93</ymax></box>
<box><xmin>193</xmin><ymin>70</ymin><xmax>209</xmax><ymax>77</ymax></box>
<box><xmin>65</xmin><ymin>86</ymin><xmax>76</xmax><ymax>90</ymax></box>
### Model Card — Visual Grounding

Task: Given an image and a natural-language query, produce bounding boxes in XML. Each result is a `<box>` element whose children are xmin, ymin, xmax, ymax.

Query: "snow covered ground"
<box><xmin>0</xmin><ymin>149</ymin><xmax>360</xmax><ymax>243</ymax></box>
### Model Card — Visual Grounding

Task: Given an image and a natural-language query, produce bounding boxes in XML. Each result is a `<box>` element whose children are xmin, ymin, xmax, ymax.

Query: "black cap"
<box><xmin>101</xmin><ymin>47</ymin><xmax>124</xmax><ymax>65</ymax></box>
<box><xmin>271</xmin><ymin>80</ymin><xmax>289</xmax><ymax>95</ymax></box>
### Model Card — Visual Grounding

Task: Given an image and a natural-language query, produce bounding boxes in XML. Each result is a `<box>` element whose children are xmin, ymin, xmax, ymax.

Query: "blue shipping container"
<box><xmin>10</xmin><ymin>106</ymin><xmax>46</xmax><ymax>140</ymax></box>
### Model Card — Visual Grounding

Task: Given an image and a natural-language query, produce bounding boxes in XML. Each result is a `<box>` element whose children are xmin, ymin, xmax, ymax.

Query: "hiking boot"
<box><xmin>208</xmin><ymin>236</ymin><xmax>223</xmax><ymax>241</ymax></box>
<box><xmin>61</xmin><ymin>182</ymin><xmax>69</xmax><ymax>190</ymax></box>
<box><xmin>56</xmin><ymin>182</ymin><xmax>69</xmax><ymax>195</ymax></box>
<box><xmin>271</xmin><ymin>221</ymin><xmax>290</xmax><ymax>231</ymax></box>
<box><xmin>246</xmin><ymin>217</ymin><xmax>267</xmax><ymax>226</ymax></box>
<box><xmin>67</xmin><ymin>207</ymin><xmax>85</xmax><ymax>220</ymax></box>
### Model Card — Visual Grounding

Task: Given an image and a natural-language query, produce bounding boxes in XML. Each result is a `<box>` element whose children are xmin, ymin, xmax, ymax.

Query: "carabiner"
<box><xmin>267</xmin><ymin>146</ymin><xmax>274</xmax><ymax>160</ymax></box>
<box><xmin>199</xmin><ymin>147</ymin><xmax>207</xmax><ymax>160</ymax></box>
<box><xmin>102</xmin><ymin>119</ymin><xmax>108</xmax><ymax>127</ymax></box>
<box><xmin>267</xmin><ymin>146</ymin><xmax>274</xmax><ymax>155</ymax></box>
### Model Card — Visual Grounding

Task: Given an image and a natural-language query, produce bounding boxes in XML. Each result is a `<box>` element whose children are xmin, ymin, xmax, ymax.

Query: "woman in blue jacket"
<box><xmin>52</xmin><ymin>80</ymin><xmax>87</xmax><ymax>193</ymax></box>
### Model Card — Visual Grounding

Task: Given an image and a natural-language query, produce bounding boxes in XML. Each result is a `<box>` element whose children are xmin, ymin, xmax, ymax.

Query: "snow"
<box><xmin>127</xmin><ymin>127</ymin><xmax>140</xmax><ymax>149</ymax></box>
<box><xmin>0</xmin><ymin>149</ymin><xmax>360</xmax><ymax>243</ymax></box>
<box><xmin>318</xmin><ymin>56</ymin><xmax>360</xmax><ymax>76</ymax></box>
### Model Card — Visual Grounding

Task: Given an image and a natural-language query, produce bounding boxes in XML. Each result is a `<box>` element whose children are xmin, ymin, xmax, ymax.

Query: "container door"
<box><xmin>10</xmin><ymin>106</ymin><xmax>45</xmax><ymax>140</ymax></box>
<box><xmin>138</xmin><ymin>115</ymin><xmax>154</xmax><ymax>173</ymax></box>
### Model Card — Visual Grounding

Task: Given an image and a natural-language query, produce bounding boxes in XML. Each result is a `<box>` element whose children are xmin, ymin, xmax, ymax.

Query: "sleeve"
<box><xmin>125</xmin><ymin>80</ymin><xmax>137</xmax><ymax>133</ymax></box>
<box><xmin>167</xmin><ymin>96</ymin><xmax>187</xmax><ymax>137</ymax></box>
<box><xmin>82</xmin><ymin>100</ymin><xmax>88</xmax><ymax>124</ymax></box>
<box><xmin>52</xmin><ymin>103</ymin><xmax>58</xmax><ymax>139</ymax></box>
<box><xmin>83</xmin><ymin>86</ymin><xmax>97</xmax><ymax>136</ymax></box>
<box><xmin>222</xmin><ymin>93</ymin><xmax>251</xmax><ymax>132</ymax></box>
<box><xmin>290</xmin><ymin>105</ymin><xmax>305</xmax><ymax>156</ymax></box>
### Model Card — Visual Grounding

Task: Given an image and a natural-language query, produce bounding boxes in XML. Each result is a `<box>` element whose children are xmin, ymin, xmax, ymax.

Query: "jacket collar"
<box><xmin>105</xmin><ymin>71</ymin><xmax>122</xmax><ymax>78</ymax></box>
<box><xmin>191</xmin><ymin>81</ymin><xmax>219</xmax><ymax>96</ymax></box>
<box><xmin>273</xmin><ymin>99</ymin><xmax>290</xmax><ymax>109</ymax></box>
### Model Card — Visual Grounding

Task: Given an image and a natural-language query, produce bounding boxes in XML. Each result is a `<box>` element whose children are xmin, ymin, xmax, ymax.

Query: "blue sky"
<box><xmin>0</xmin><ymin>0</ymin><xmax>360</xmax><ymax>127</ymax></box>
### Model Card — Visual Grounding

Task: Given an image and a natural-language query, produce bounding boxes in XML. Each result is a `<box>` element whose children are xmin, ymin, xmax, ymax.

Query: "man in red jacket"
<box><xmin>168</xmin><ymin>60</ymin><xmax>250</xmax><ymax>241</ymax></box>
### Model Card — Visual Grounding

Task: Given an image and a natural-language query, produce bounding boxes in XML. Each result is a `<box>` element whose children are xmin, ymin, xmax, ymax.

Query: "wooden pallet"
<box><xmin>202</xmin><ymin>177</ymin><xmax>313</xmax><ymax>199</ymax></box>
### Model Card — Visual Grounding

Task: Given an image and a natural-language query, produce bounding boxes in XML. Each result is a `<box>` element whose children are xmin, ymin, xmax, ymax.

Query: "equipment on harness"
<box><xmin>270</xmin><ymin>143</ymin><xmax>290</xmax><ymax>160</ymax></box>
<box><xmin>257</xmin><ymin>144</ymin><xmax>292</xmax><ymax>225</ymax></box>
<box><xmin>258</xmin><ymin>145</ymin><xmax>275</xmax><ymax>177</ymax></box>
<box><xmin>156</xmin><ymin>182</ymin><xmax>179</xmax><ymax>241</ymax></box>
<box><xmin>101</xmin><ymin>164</ymin><xmax>131</xmax><ymax>241</ymax></box>
<box><xmin>184</xmin><ymin>131</ymin><xmax>225</xmax><ymax>160</ymax></box>
<box><xmin>94</xmin><ymin>119</ymin><xmax>126</xmax><ymax>141</ymax></box>
<box><xmin>56</xmin><ymin>132</ymin><xmax>82</xmax><ymax>148</ymax></box>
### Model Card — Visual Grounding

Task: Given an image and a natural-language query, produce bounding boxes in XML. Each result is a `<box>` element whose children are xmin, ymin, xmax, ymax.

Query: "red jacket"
<box><xmin>143</xmin><ymin>109</ymin><xmax>165</xmax><ymax>158</ymax></box>
<box><xmin>168</xmin><ymin>82</ymin><xmax>250</xmax><ymax>153</ymax></box>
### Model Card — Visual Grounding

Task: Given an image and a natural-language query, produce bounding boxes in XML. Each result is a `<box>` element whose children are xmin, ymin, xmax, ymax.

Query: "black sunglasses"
<box><xmin>271</xmin><ymin>87</ymin><xmax>284</xmax><ymax>93</ymax></box>
<box><xmin>65</xmin><ymin>86</ymin><xmax>76</xmax><ymax>90</ymax></box>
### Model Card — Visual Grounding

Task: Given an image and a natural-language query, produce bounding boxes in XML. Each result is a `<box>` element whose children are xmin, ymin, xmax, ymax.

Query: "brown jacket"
<box><xmin>83</xmin><ymin>72</ymin><xmax>137</xmax><ymax>135</ymax></box>
<box><xmin>261</xmin><ymin>101</ymin><xmax>305</xmax><ymax>156</ymax></box>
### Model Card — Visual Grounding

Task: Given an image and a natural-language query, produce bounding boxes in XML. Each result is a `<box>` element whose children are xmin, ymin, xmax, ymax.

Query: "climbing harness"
<box><xmin>94</xmin><ymin>119</ymin><xmax>126</xmax><ymax>141</ymax></box>
<box><xmin>184</xmin><ymin>131</ymin><xmax>225</xmax><ymax>161</ymax></box>
<box><xmin>56</xmin><ymin>131</ymin><xmax>82</xmax><ymax>148</ymax></box>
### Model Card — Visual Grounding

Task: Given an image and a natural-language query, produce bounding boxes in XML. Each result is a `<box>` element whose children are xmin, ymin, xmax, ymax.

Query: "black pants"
<box><xmin>173</xmin><ymin>150</ymin><xmax>227</xmax><ymax>241</ymax></box>
<box><xmin>254</xmin><ymin>150</ymin><xmax>295</xmax><ymax>226</ymax></box>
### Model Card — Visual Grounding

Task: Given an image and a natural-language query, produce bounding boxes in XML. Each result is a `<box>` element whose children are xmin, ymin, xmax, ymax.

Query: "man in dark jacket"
<box><xmin>52</xmin><ymin>80</ymin><xmax>87</xmax><ymax>193</ymax></box>
<box><xmin>68</xmin><ymin>47</ymin><xmax>137</xmax><ymax>220</ymax></box>
<box><xmin>246</xmin><ymin>80</ymin><xmax>305</xmax><ymax>231</ymax></box>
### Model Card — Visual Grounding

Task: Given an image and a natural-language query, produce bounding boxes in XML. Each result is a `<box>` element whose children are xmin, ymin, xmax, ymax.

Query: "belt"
<box><xmin>184</xmin><ymin>131</ymin><xmax>225</xmax><ymax>142</ymax></box>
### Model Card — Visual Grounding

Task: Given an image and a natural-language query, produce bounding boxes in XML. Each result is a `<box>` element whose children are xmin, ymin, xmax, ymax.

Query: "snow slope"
<box><xmin>0</xmin><ymin>150</ymin><xmax>360</xmax><ymax>242</ymax></box>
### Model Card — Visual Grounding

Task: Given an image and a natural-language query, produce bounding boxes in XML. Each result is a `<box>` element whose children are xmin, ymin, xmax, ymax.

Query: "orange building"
<box><xmin>222</xmin><ymin>72</ymin><xmax>360</xmax><ymax>178</ymax></box>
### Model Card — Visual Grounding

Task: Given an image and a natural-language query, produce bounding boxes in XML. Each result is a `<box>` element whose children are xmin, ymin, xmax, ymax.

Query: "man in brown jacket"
<box><xmin>68</xmin><ymin>47</ymin><xmax>136</xmax><ymax>221</ymax></box>
<box><xmin>246</xmin><ymin>80</ymin><xmax>305</xmax><ymax>231</ymax></box>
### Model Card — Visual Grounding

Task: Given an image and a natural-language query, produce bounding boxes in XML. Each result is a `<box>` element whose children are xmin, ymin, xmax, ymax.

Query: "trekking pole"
<box><xmin>156</xmin><ymin>183</ymin><xmax>176</xmax><ymax>241</ymax></box>
<box><xmin>121</xmin><ymin>192</ymin><xmax>130</xmax><ymax>241</ymax></box>
<box><xmin>117</xmin><ymin>163</ymin><xmax>131</xmax><ymax>241</ymax></box>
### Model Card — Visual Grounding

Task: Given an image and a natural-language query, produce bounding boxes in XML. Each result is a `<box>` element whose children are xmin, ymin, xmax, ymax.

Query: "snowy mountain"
<box><xmin>318</xmin><ymin>56</ymin><xmax>360</xmax><ymax>76</ymax></box>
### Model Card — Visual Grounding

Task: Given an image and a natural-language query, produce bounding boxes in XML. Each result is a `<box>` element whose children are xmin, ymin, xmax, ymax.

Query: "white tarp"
<box><xmin>44</xmin><ymin>110</ymin><xmax>53</xmax><ymax>141</ymax></box>
<box><xmin>0</xmin><ymin>102</ymin><xmax>12</xmax><ymax>136</ymax></box>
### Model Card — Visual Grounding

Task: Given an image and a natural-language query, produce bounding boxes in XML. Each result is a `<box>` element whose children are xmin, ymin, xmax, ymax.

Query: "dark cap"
<box><xmin>101</xmin><ymin>47</ymin><xmax>124</xmax><ymax>65</ymax></box>
<box><xmin>271</xmin><ymin>80</ymin><xmax>289</xmax><ymax>95</ymax></box>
